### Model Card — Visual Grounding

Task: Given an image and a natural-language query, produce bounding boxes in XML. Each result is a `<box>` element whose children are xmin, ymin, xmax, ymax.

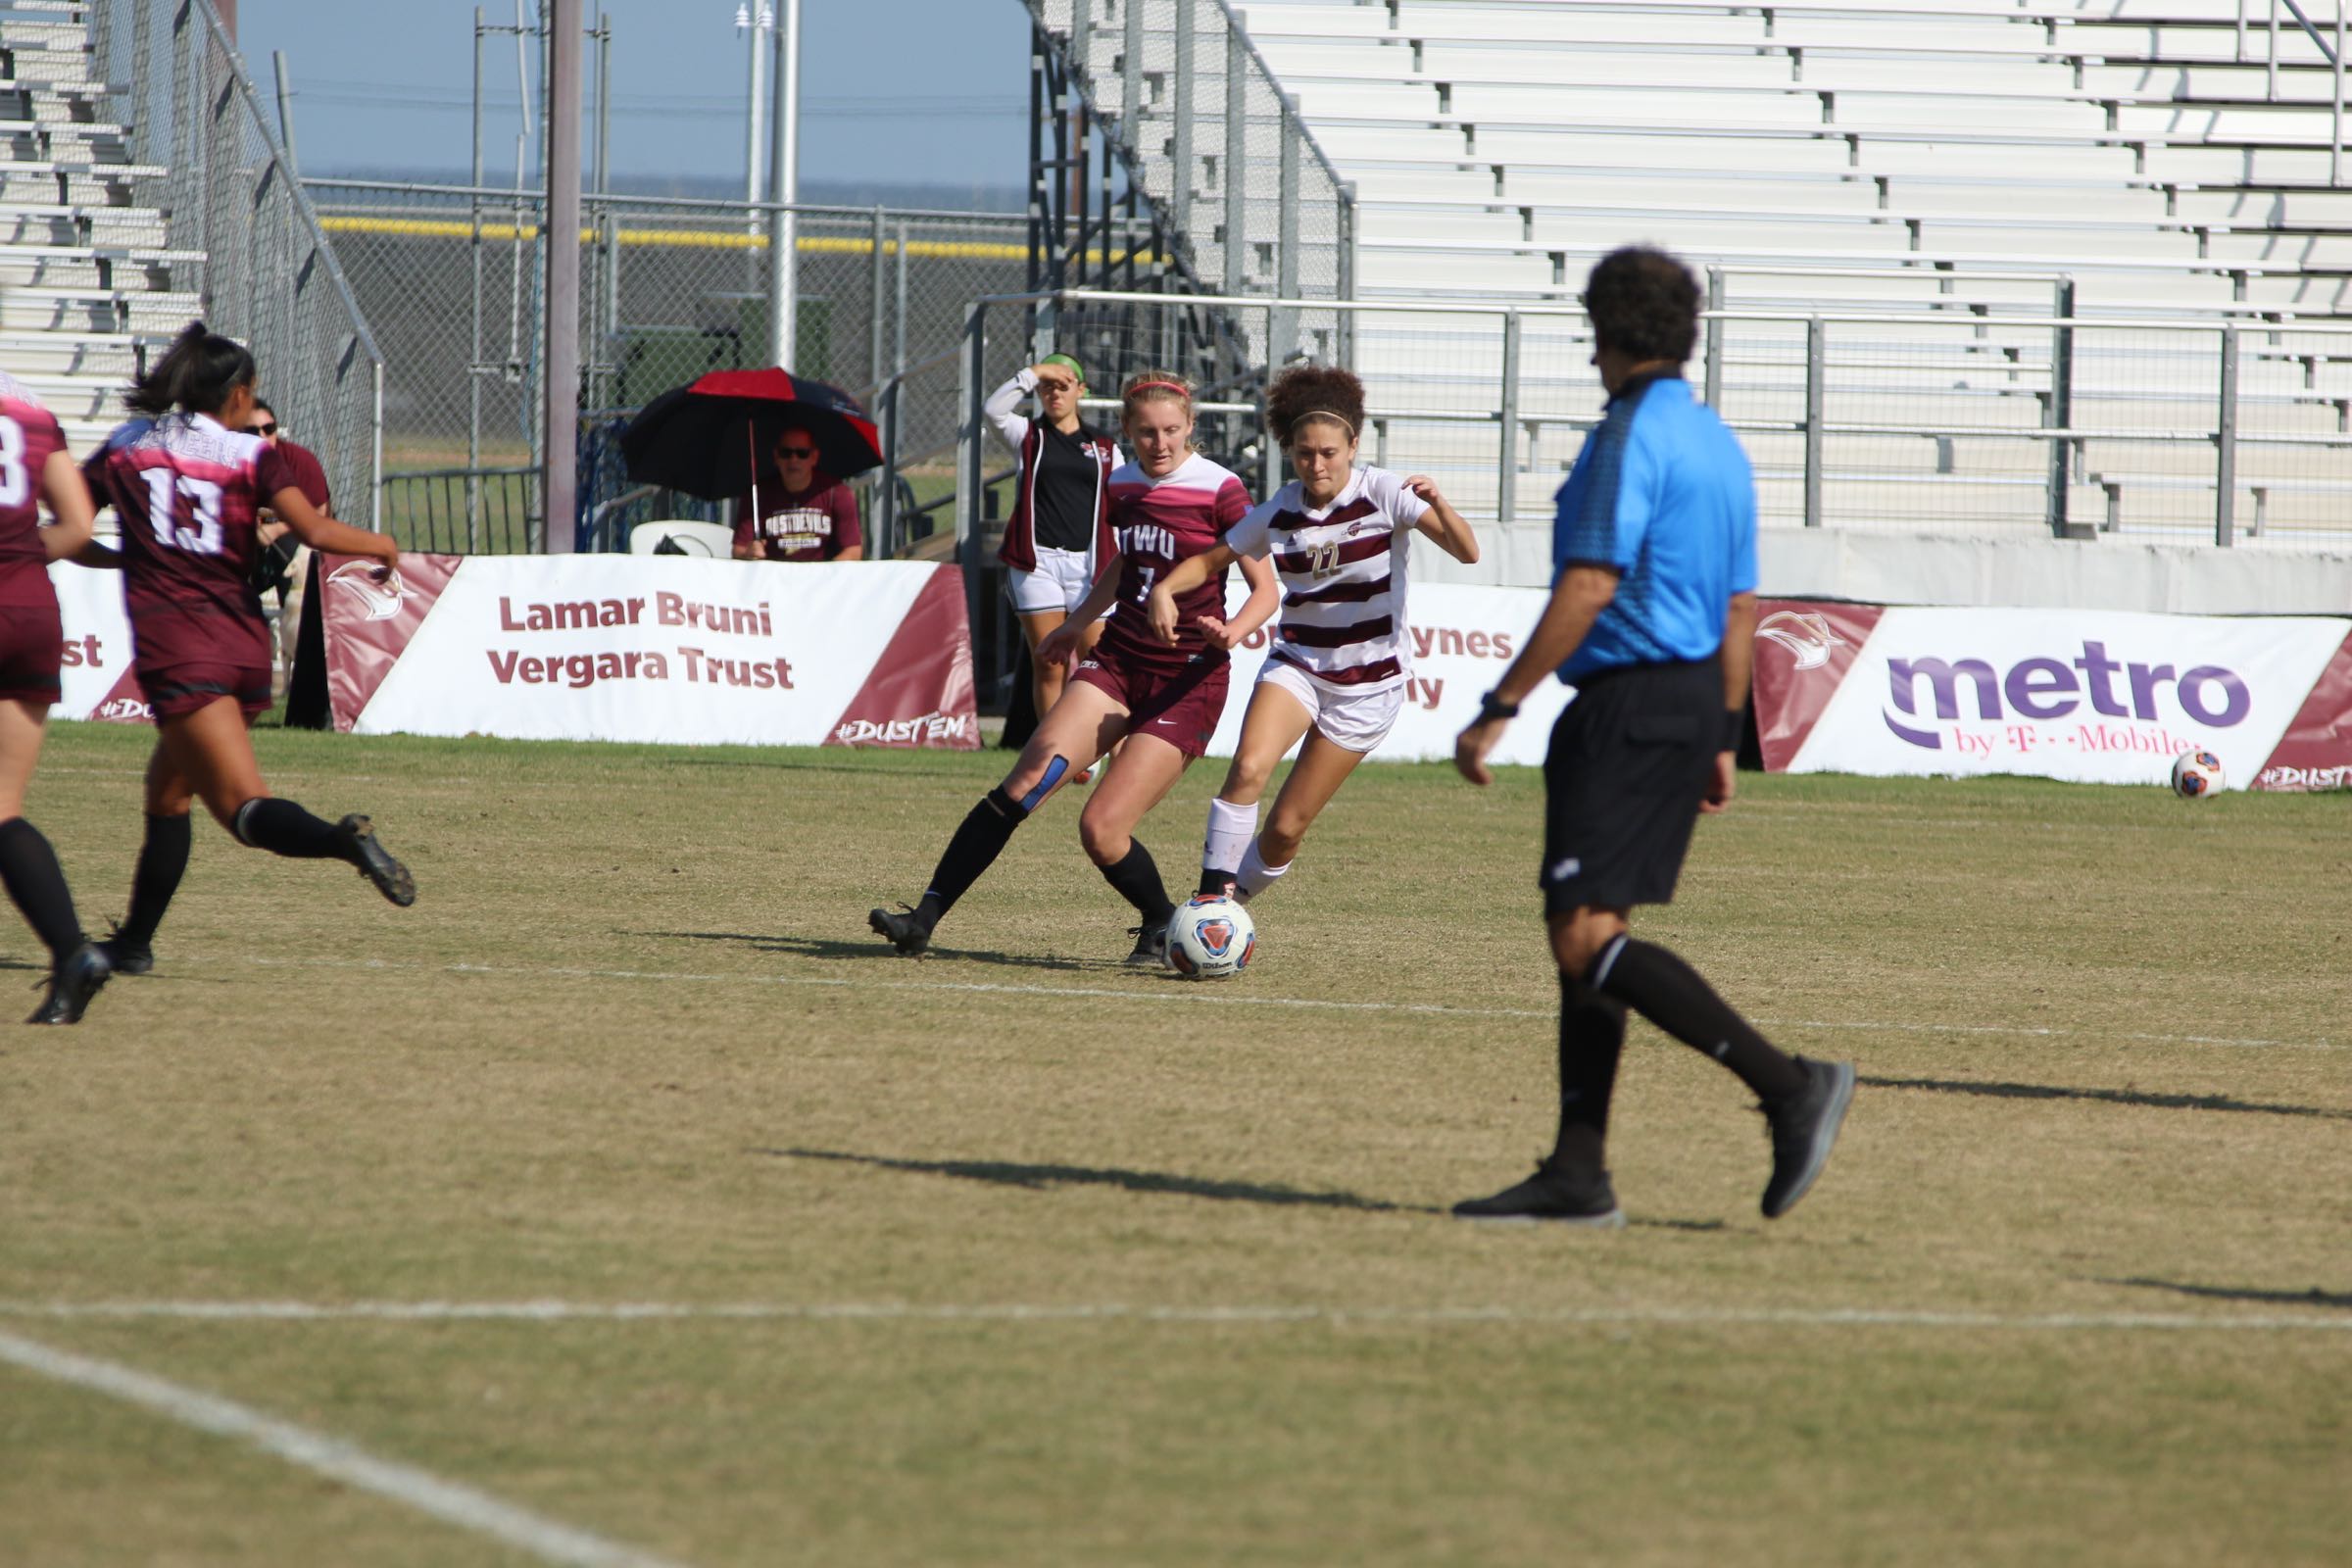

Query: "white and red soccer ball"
<box><xmin>1167</xmin><ymin>895</ymin><xmax>1255</xmax><ymax>979</ymax></box>
<box><xmin>2170</xmin><ymin>749</ymin><xmax>2225</xmax><ymax>799</ymax></box>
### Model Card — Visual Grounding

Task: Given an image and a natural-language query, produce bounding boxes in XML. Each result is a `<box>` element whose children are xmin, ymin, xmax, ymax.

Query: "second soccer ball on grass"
<box><xmin>1166</xmin><ymin>895</ymin><xmax>1256</xmax><ymax>979</ymax></box>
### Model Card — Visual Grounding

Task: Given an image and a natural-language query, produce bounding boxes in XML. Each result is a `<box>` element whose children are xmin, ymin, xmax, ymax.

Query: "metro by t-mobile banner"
<box><xmin>316</xmin><ymin>553</ymin><xmax>979</xmax><ymax>749</ymax></box>
<box><xmin>1206</xmin><ymin>579</ymin><xmax>1573</xmax><ymax>765</ymax></box>
<box><xmin>1752</xmin><ymin>599</ymin><xmax>2352</xmax><ymax>791</ymax></box>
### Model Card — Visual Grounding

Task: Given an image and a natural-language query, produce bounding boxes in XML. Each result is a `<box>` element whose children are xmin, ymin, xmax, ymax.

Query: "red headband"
<box><xmin>1126</xmin><ymin>380</ymin><xmax>1191</xmax><ymax>400</ymax></box>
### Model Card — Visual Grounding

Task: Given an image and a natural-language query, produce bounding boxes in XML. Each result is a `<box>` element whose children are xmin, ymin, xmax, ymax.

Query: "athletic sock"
<box><xmin>1235</xmin><ymin>839</ymin><xmax>1291</xmax><ymax>902</ymax></box>
<box><xmin>1590</xmin><ymin>935</ymin><xmax>1808</xmax><ymax>1101</ymax></box>
<box><xmin>1200</xmin><ymin>798</ymin><xmax>1258</xmax><ymax>895</ymax></box>
<box><xmin>1550</xmin><ymin>972</ymin><xmax>1629</xmax><ymax>1173</ymax></box>
<box><xmin>915</xmin><ymin>786</ymin><xmax>1027</xmax><ymax>931</ymax></box>
<box><xmin>120</xmin><ymin>811</ymin><xmax>193</xmax><ymax>948</ymax></box>
<box><xmin>0</xmin><ymin>816</ymin><xmax>84</xmax><ymax>961</ymax></box>
<box><xmin>230</xmin><ymin>797</ymin><xmax>347</xmax><ymax>860</ymax></box>
<box><xmin>1098</xmin><ymin>838</ymin><xmax>1175</xmax><ymax>926</ymax></box>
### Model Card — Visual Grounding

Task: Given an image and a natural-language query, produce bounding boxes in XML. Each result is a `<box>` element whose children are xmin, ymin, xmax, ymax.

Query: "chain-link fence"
<box><xmin>87</xmin><ymin>0</ymin><xmax>385</xmax><ymax>523</ymax></box>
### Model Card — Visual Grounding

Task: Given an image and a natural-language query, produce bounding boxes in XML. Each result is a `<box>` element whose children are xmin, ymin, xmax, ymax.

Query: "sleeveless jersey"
<box><xmin>1224</xmin><ymin>466</ymin><xmax>1431</xmax><ymax>690</ymax></box>
<box><xmin>108</xmin><ymin>411</ymin><xmax>301</xmax><ymax>626</ymax></box>
<box><xmin>1093</xmin><ymin>452</ymin><xmax>1252</xmax><ymax>675</ymax></box>
<box><xmin>0</xmin><ymin>369</ymin><xmax>70</xmax><ymax>609</ymax></box>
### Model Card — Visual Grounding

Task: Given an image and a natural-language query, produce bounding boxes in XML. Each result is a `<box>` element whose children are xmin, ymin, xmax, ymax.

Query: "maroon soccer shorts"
<box><xmin>0</xmin><ymin>595</ymin><xmax>63</xmax><ymax>705</ymax></box>
<box><xmin>130</xmin><ymin>609</ymin><xmax>273</xmax><ymax>720</ymax></box>
<box><xmin>1072</xmin><ymin>647</ymin><xmax>1232</xmax><ymax>760</ymax></box>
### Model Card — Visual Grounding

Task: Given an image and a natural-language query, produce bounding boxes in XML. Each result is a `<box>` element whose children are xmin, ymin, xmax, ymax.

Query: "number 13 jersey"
<box><xmin>107</xmin><ymin>410</ymin><xmax>302</xmax><ymax>630</ymax></box>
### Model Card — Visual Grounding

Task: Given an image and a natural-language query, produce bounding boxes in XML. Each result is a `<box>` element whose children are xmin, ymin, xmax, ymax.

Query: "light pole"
<box><xmin>767</xmin><ymin>0</ymin><xmax>801</xmax><ymax>369</ymax></box>
<box><xmin>736</xmin><ymin>3</ymin><xmax>771</xmax><ymax>291</ymax></box>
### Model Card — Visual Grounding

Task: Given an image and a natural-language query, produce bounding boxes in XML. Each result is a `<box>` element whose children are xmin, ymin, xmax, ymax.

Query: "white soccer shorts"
<box><xmin>1005</xmin><ymin>546</ymin><xmax>1099</xmax><ymax>615</ymax></box>
<box><xmin>1255</xmin><ymin>657</ymin><xmax>1404</xmax><ymax>755</ymax></box>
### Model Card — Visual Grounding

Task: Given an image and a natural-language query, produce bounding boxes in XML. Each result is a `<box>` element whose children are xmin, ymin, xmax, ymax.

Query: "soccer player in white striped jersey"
<box><xmin>1146</xmin><ymin>365</ymin><xmax>1479</xmax><ymax>905</ymax></box>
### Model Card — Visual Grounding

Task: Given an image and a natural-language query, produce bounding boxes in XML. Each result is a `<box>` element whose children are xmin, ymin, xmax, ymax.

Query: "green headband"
<box><xmin>1039</xmin><ymin>353</ymin><xmax>1086</xmax><ymax>385</ymax></box>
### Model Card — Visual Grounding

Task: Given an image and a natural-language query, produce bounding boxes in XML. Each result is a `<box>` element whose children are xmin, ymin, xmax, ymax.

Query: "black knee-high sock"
<box><xmin>0</xmin><ymin>817</ymin><xmax>83</xmax><ymax>961</ymax></box>
<box><xmin>1098</xmin><ymin>838</ymin><xmax>1174</xmax><ymax>926</ymax></box>
<box><xmin>1590</xmin><ymin>935</ymin><xmax>1807</xmax><ymax>1101</ymax></box>
<box><xmin>231</xmin><ymin>797</ymin><xmax>348</xmax><ymax>860</ymax></box>
<box><xmin>913</xmin><ymin>787</ymin><xmax>1026</xmax><ymax>931</ymax></box>
<box><xmin>120</xmin><ymin>811</ymin><xmax>193</xmax><ymax>947</ymax></box>
<box><xmin>1551</xmin><ymin>972</ymin><xmax>1628</xmax><ymax>1172</ymax></box>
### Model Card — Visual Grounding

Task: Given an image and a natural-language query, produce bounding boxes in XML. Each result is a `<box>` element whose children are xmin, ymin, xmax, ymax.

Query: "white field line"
<box><xmin>219</xmin><ymin>953</ymin><xmax>2339</xmax><ymax>1053</ymax></box>
<box><xmin>2</xmin><ymin>1300</ymin><xmax>2348</xmax><ymax>1335</ymax></box>
<box><xmin>0</xmin><ymin>1328</ymin><xmax>688</xmax><ymax>1568</ymax></box>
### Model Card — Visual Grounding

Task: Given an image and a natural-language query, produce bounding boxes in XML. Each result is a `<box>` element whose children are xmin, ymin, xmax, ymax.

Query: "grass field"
<box><xmin>3</xmin><ymin>719</ymin><xmax>2348</xmax><ymax>1567</ymax></box>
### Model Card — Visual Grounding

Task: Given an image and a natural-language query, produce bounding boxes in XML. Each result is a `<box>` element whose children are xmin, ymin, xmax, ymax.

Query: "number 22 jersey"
<box><xmin>106</xmin><ymin>411</ymin><xmax>302</xmax><ymax>651</ymax></box>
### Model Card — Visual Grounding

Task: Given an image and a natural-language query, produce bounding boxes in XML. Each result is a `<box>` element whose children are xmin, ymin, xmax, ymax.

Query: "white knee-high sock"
<box><xmin>1236</xmin><ymin>838</ymin><xmax>1291</xmax><ymax>904</ymax></box>
<box><xmin>1203</xmin><ymin>797</ymin><xmax>1258</xmax><ymax>876</ymax></box>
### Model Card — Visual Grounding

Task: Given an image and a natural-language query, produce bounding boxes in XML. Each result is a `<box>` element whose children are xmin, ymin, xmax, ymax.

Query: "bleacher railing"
<box><xmin>955</xmin><ymin>286</ymin><xmax>2352</xmax><ymax>591</ymax></box>
<box><xmin>88</xmin><ymin>0</ymin><xmax>386</xmax><ymax>525</ymax></box>
<box><xmin>2245</xmin><ymin>0</ymin><xmax>2348</xmax><ymax>182</ymax></box>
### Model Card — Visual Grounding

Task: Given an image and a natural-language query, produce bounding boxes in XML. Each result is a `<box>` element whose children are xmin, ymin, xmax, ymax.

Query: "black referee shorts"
<box><xmin>1540</xmin><ymin>658</ymin><xmax>1722</xmax><ymax>915</ymax></box>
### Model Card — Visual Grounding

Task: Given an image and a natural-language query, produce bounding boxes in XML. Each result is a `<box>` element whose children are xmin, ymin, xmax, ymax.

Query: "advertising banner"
<box><xmin>1751</xmin><ymin>599</ymin><xmax>2352</xmax><ymax>791</ymax></box>
<box><xmin>313</xmin><ymin>554</ymin><xmax>979</xmax><ymax>749</ymax></box>
<box><xmin>46</xmin><ymin>562</ymin><xmax>147</xmax><ymax>724</ymax></box>
<box><xmin>1206</xmin><ymin>579</ymin><xmax>1574</xmax><ymax>766</ymax></box>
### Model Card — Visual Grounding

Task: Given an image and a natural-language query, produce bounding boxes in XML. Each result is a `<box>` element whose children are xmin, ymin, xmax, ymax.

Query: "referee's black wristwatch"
<box><xmin>1475</xmin><ymin>690</ymin><xmax>1520</xmax><ymax>724</ymax></box>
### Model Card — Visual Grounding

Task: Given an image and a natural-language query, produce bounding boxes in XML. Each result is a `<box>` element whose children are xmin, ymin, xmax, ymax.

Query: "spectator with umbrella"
<box><xmin>732</xmin><ymin>421</ymin><xmax>862</xmax><ymax>562</ymax></box>
<box><xmin>619</xmin><ymin>368</ymin><xmax>880</xmax><ymax>561</ymax></box>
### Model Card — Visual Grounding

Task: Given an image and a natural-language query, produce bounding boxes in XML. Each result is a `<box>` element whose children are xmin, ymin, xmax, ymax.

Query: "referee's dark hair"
<box><xmin>1584</xmin><ymin>247</ymin><xmax>1700</xmax><ymax>365</ymax></box>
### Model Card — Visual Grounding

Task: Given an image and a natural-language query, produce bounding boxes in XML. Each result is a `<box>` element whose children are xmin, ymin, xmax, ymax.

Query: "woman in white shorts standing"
<box><xmin>986</xmin><ymin>354</ymin><xmax>1121</xmax><ymax>762</ymax></box>
<box><xmin>1146</xmin><ymin>364</ymin><xmax>1478</xmax><ymax>903</ymax></box>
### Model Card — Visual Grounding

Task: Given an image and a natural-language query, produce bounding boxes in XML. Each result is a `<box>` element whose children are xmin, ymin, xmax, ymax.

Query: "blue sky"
<box><xmin>236</xmin><ymin>0</ymin><xmax>1031</xmax><ymax>194</ymax></box>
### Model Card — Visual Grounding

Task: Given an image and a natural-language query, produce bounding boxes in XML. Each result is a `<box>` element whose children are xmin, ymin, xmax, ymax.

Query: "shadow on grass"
<box><xmin>629</xmin><ymin>929</ymin><xmax>1106</xmax><ymax>973</ymax></box>
<box><xmin>758</xmin><ymin>1146</ymin><xmax>1439</xmax><ymax>1214</ymax></box>
<box><xmin>1861</xmin><ymin>1073</ymin><xmax>2352</xmax><ymax>1122</ymax></box>
<box><xmin>2103</xmin><ymin>1277</ymin><xmax>2352</xmax><ymax>1311</ymax></box>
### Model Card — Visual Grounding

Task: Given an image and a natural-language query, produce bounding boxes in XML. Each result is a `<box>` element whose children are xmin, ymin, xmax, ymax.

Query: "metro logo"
<box><xmin>1884</xmin><ymin>640</ymin><xmax>2250</xmax><ymax>749</ymax></box>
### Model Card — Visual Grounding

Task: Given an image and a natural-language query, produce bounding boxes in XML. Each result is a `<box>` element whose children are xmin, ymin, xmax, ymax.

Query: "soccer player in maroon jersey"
<box><xmin>1144</xmin><ymin>365</ymin><xmax>1480</xmax><ymax>906</ymax></box>
<box><xmin>94</xmin><ymin>323</ymin><xmax>416</xmax><ymax>979</ymax></box>
<box><xmin>0</xmin><ymin>370</ymin><xmax>116</xmax><ymax>1021</ymax></box>
<box><xmin>870</xmin><ymin>371</ymin><xmax>1280</xmax><ymax>963</ymax></box>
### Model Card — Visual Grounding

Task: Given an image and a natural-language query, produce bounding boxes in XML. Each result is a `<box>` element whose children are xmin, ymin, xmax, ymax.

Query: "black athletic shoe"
<box><xmin>868</xmin><ymin>904</ymin><xmax>931</xmax><ymax>956</ymax></box>
<box><xmin>334</xmin><ymin>815</ymin><xmax>416</xmax><ymax>906</ymax></box>
<box><xmin>1123</xmin><ymin>921</ymin><xmax>1168</xmax><ymax>966</ymax></box>
<box><xmin>1760</xmin><ymin>1056</ymin><xmax>1857</xmax><ymax>1219</ymax></box>
<box><xmin>1453</xmin><ymin>1159</ymin><xmax>1626</xmax><ymax>1227</ymax></box>
<box><xmin>27</xmin><ymin>943</ymin><xmax>114</xmax><ymax>1025</ymax></box>
<box><xmin>94</xmin><ymin>919</ymin><xmax>152</xmax><ymax>977</ymax></box>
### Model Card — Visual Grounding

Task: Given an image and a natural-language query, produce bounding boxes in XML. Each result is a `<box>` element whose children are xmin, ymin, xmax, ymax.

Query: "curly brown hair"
<box><xmin>1584</xmin><ymin>247</ymin><xmax>1699</xmax><ymax>364</ymax></box>
<box><xmin>1264</xmin><ymin>364</ymin><xmax>1365</xmax><ymax>447</ymax></box>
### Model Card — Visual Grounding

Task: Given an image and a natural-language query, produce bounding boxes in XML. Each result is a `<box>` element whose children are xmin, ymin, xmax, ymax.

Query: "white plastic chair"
<box><xmin>628</xmin><ymin>519</ymin><xmax>736</xmax><ymax>559</ymax></box>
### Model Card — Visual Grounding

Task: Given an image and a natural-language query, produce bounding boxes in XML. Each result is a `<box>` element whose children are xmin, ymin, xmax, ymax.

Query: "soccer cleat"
<box><xmin>1452</xmin><ymin>1159</ymin><xmax>1626</xmax><ymax>1227</ymax></box>
<box><xmin>334</xmin><ymin>816</ymin><xmax>416</xmax><ymax>907</ymax></box>
<box><xmin>868</xmin><ymin>904</ymin><xmax>931</xmax><ymax>956</ymax></box>
<box><xmin>1759</xmin><ymin>1056</ymin><xmax>1857</xmax><ymax>1219</ymax></box>
<box><xmin>27</xmin><ymin>943</ymin><xmax>114</xmax><ymax>1025</ymax></box>
<box><xmin>94</xmin><ymin>920</ymin><xmax>152</xmax><ymax>977</ymax></box>
<box><xmin>1123</xmin><ymin>921</ymin><xmax>1168</xmax><ymax>966</ymax></box>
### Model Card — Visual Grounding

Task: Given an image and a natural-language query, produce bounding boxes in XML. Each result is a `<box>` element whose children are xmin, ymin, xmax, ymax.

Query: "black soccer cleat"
<box><xmin>1760</xmin><ymin>1056</ymin><xmax>1857</xmax><ymax>1219</ymax></box>
<box><xmin>868</xmin><ymin>904</ymin><xmax>931</xmax><ymax>956</ymax></box>
<box><xmin>334</xmin><ymin>815</ymin><xmax>416</xmax><ymax>907</ymax></box>
<box><xmin>1452</xmin><ymin>1159</ymin><xmax>1626</xmax><ymax>1227</ymax></box>
<box><xmin>1123</xmin><ymin>921</ymin><xmax>1169</xmax><ymax>967</ymax></box>
<box><xmin>27</xmin><ymin>943</ymin><xmax>114</xmax><ymax>1025</ymax></box>
<box><xmin>94</xmin><ymin>920</ymin><xmax>152</xmax><ymax>977</ymax></box>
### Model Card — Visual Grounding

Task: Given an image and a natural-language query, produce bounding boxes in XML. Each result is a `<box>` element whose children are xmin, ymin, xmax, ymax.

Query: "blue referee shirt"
<box><xmin>1550</xmin><ymin>372</ymin><xmax>1757</xmax><ymax>683</ymax></box>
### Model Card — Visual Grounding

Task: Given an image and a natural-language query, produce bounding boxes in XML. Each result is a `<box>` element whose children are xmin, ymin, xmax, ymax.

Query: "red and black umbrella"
<box><xmin>619</xmin><ymin>368</ymin><xmax>882</xmax><ymax>501</ymax></box>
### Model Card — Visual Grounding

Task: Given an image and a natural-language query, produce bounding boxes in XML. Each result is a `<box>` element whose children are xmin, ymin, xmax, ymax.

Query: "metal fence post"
<box><xmin>1223</xmin><ymin>23</ymin><xmax>1246</xmax><ymax>295</ymax></box>
<box><xmin>1804</xmin><ymin>316</ymin><xmax>1826</xmax><ymax>528</ymax></box>
<box><xmin>1497</xmin><ymin>309</ymin><xmax>1522</xmax><ymax>526</ymax></box>
<box><xmin>1172</xmin><ymin>0</ymin><xmax>1196</xmax><ymax>244</ymax></box>
<box><xmin>2216</xmin><ymin>322</ymin><xmax>2240</xmax><ymax>546</ymax></box>
<box><xmin>956</xmin><ymin>299</ymin><xmax>990</xmax><ymax>638</ymax></box>
<box><xmin>869</xmin><ymin>203</ymin><xmax>887</xmax><ymax>391</ymax></box>
<box><xmin>1273</xmin><ymin>95</ymin><xmax>1300</xmax><ymax>366</ymax></box>
<box><xmin>2047</xmin><ymin>280</ymin><xmax>2076</xmax><ymax>538</ymax></box>
<box><xmin>2269</xmin><ymin>0</ymin><xmax>2279</xmax><ymax>99</ymax></box>
<box><xmin>1337</xmin><ymin>187</ymin><xmax>1357</xmax><ymax>368</ymax></box>
<box><xmin>1123</xmin><ymin>0</ymin><xmax>1142</xmax><ymax>135</ymax></box>
<box><xmin>2336</xmin><ymin>0</ymin><xmax>2345</xmax><ymax>186</ymax></box>
<box><xmin>1703</xmin><ymin>266</ymin><xmax>1725</xmax><ymax>408</ymax></box>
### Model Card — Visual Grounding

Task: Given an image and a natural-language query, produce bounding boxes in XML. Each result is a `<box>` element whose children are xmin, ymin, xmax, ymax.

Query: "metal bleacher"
<box><xmin>1029</xmin><ymin>0</ymin><xmax>2352</xmax><ymax>568</ymax></box>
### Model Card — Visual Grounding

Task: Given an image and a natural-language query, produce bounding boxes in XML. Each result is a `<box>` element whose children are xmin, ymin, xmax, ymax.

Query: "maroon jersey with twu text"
<box><xmin>0</xmin><ymin>369</ymin><xmax>70</xmax><ymax>609</ymax></box>
<box><xmin>108</xmin><ymin>411</ymin><xmax>301</xmax><ymax>627</ymax></box>
<box><xmin>1093</xmin><ymin>453</ymin><xmax>1251</xmax><ymax>676</ymax></box>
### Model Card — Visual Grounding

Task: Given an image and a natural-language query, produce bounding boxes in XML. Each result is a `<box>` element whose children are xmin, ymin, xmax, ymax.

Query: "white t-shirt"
<box><xmin>1225</xmin><ymin>466</ymin><xmax>1431</xmax><ymax>691</ymax></box>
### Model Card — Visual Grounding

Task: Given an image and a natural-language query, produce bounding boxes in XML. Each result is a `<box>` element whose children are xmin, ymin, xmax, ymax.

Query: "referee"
<box><xmin>1452</xmin><ymin>247</ymin><xmax>1854</xmax><ymax>1226</ymax></box>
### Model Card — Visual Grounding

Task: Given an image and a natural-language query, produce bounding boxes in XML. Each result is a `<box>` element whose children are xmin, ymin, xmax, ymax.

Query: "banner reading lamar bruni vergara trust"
<box><xmin>1751</xmin><ymin>599</ymin><xmax>2352</xmax><ymax>792</ymax></box>
<box><xmin>312</xmin><ymin>554</ymin><xmax>978</xmax><ymax>749</ymax></box>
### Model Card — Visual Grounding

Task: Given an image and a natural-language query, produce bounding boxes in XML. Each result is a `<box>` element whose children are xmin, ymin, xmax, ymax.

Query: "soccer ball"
<box><xmin>2170</xmin><ymin>749</ymin><xmax>2225</xmax><ymax>798</ymax></box>
<box><xmin>1166</xmin><ymin>895</ymin><xmax>1256</xmax><ymax>979</ymax></box>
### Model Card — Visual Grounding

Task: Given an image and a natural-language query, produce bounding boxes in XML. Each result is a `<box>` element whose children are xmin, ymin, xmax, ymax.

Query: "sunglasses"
<box><xmin>774</xmin><ymin>446</ymin><xmax>817</xmax><ymax>460</ymax></box>
<box><xmin>247</xmin><ymin>422</ymin><xmax>277</xmax><ymax>437</ymax></box>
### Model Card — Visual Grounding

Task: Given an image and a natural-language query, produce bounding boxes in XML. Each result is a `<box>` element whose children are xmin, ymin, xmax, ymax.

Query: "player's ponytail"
<box><xmin>125</xmin><ymin>321</ymin><xmax>258</xmax><ymax>417</ymax></box>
